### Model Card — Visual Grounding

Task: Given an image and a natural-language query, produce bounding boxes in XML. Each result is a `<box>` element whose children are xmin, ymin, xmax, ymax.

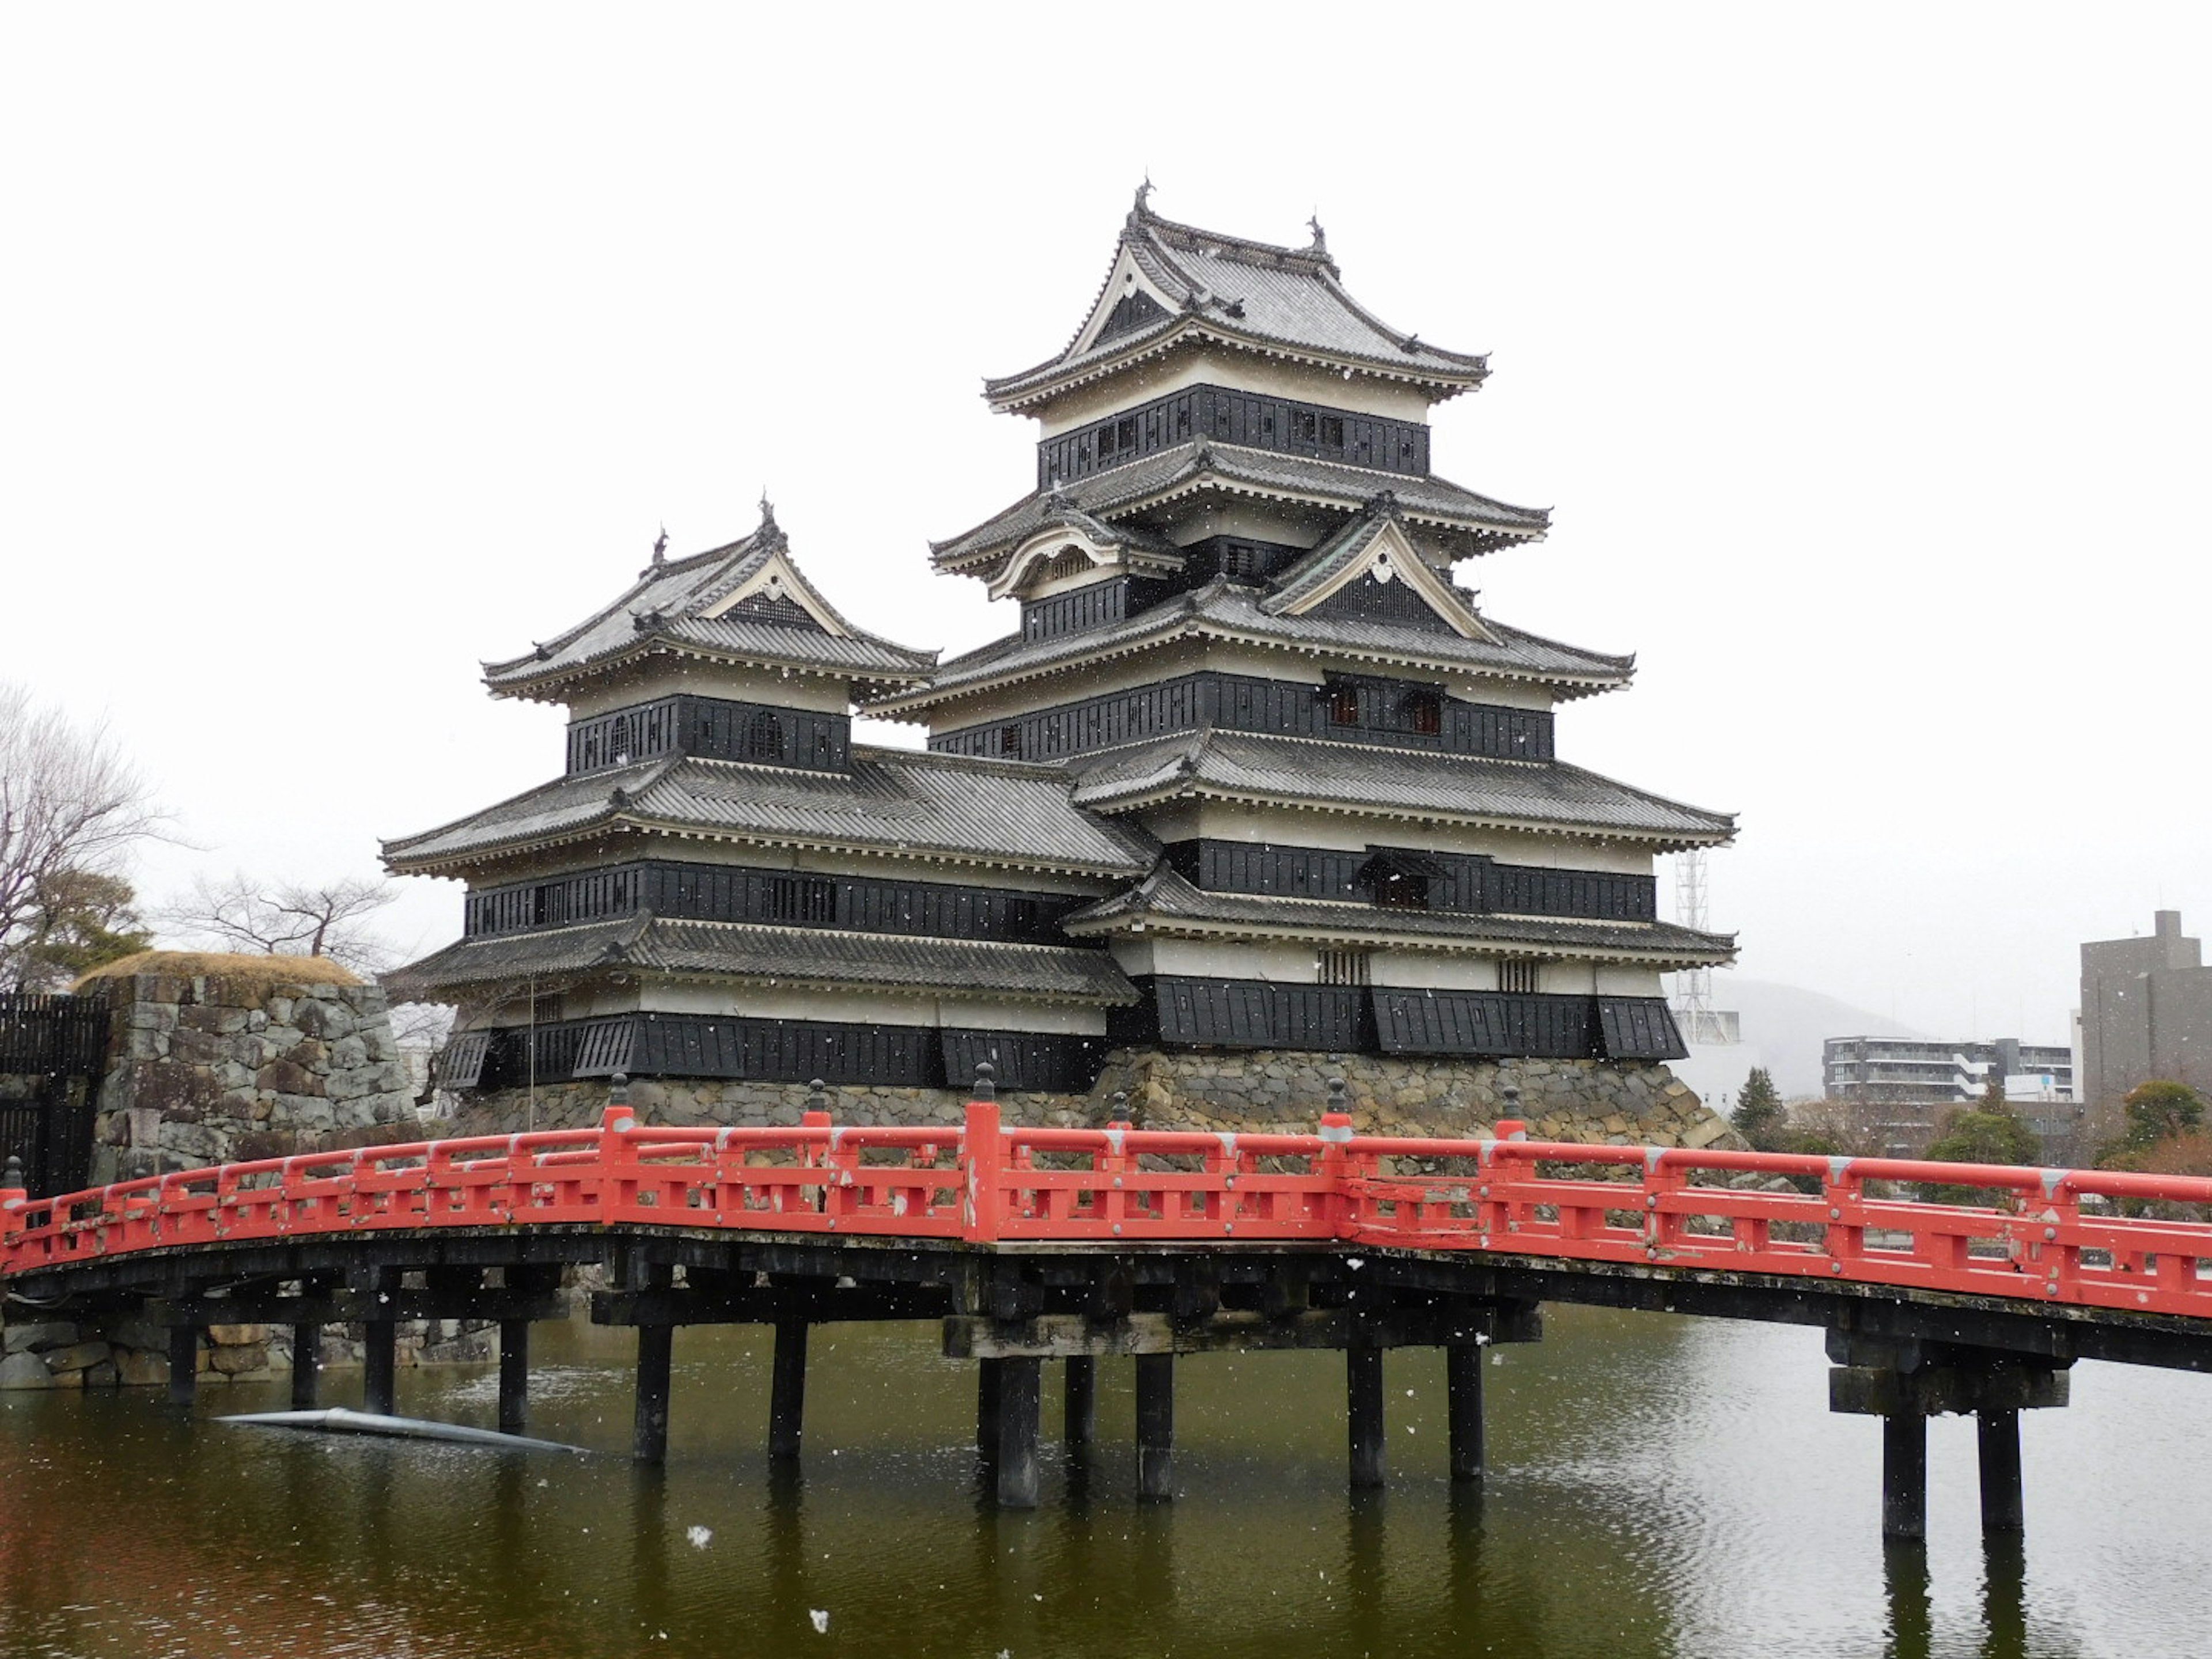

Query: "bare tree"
<box><xmin>0</xmin><ymin>683</ymin><xmax>166</xmax><ymax>990</ymax></box>
<box><xmin>160</xmin><ymin>873</ymin><xmax>400</xmax><ymax>975</ymax></box>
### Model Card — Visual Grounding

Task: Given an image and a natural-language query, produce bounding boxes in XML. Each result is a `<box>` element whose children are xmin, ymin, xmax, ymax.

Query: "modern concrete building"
<box><xmin>1823</xmin><ymin>1036</ymin><xmax>2075</xmax><ymax>1105</ymax></box>
<box><xmin>2080</xmin><ymin>910</ymin><xmax>2212</xmax><ymax>1107</ymax></box>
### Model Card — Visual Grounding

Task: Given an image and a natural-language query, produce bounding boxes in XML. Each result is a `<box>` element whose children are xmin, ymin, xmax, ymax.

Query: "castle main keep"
<box><xmin>385</xmin><ymin>194</ymin><xmax>1736</xmax><ymax>1125</ymax></box>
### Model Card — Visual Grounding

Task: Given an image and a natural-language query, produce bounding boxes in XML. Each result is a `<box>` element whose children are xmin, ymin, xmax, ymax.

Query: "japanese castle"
<box><xmin>386</xmin><ymin>192</ymin><xmax>1736</xmax><ymax>1099</ymax></box>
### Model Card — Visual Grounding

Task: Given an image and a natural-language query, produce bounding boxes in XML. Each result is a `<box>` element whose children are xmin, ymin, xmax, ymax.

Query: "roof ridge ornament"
<box><xmin>652</xmin><ymin>524</ymin><xmax>668</xmax><ymax>566</ymax></box>
<box><xmin>1130</xmin><ymin>177</ymin><xmax>1154</xmax><ymax>223</ymax></box>
<box><xmin>1307</xmin><ymin>213</ymin><xmax>1328</xmax><ymax>255</ymax></box>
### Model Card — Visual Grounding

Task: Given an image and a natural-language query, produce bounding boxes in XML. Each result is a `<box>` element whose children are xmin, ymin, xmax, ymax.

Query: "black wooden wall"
<box><xmin>1164</xmin><ymin>840</ymin><xmax>1655</xmax><ymax>924</ymax></box>
<box><xmin>464</xmin><ymin>859</ymin><xmax>1092</xmax><ymax>945</ymax></box>
<box><xmin>567</xmin><ymin>695</ymin><xmax>851</xmax><ymax>775</ymax></box>
<box><xmin>929</xmin><ymin>671</ymin><xmax>1555</xmax><ymax>764</ymax></box>
<box><xmin>1036</xmin><ymin>384</ymin><xmax>1431</xmax><ymax>489</ymax></box>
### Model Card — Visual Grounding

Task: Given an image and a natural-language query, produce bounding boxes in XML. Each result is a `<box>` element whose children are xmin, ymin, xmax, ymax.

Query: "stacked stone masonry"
<box><xmin>92</xmin><ymin>970</ymin><xmax>415</xmax><ymax>1182</ymax></box>
<box><xmin>0</xmin><ymin>1312</ymin><xmax>495</xmax><ymax>1392</ymax></box>
<box><xmin>449</xmin><ymin>1049</ymin><xmax>1744</xmax><ymax>1153</ymax></box>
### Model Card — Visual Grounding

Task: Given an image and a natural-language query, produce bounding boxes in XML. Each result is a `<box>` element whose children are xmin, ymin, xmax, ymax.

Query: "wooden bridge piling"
<box><xmin>166</xmin><ymin>1324</ymin><xmax>196</xmax><ymax>1408</ymax></box>
<box><xmin>995</xmin><ymin>1357</ymin><xmax>1044</xmax><ymax>1508</ymax></box>
<box><xmin>1881</xmin><ymin>1415</ymin><xmax>1929</xmax><ymax>1541</ymax></box>
<box><xmin>1445</xmin><ymin>1343</ymin><xmax>1485</xmax><ymax>1483</ymax></box>
<box><xmin>497</xmin><ymin>1319</ymin><xmax>531</xmax><ymax>1435</ymax></box>
<box><xmin>631</xmin><ymin>1263</ymin><xmax>676</xmax><ymax>1464</ymax></box>
<box><xmin>1135</xmin><ymin>1353</ymin><xmax>1175</xmax><ymax>1501</ymax></box>
<box><xmin>768</xmin><ymin>1317</ymin><xmax>808</xmax><ymax>1462</ymax></box>
<box><xmin>1347</xmin><ymin>1345</ymin><xmax>1386</xmax><ymax>1488</ymax></box>
<box><xmin>1976</xmin><ymin>1408</ymin><xmax>2024</xmax><ymax>1533</ymax></box>
<box><xmin>290</xmin><ymin>1323</ymin><xmax>320</xmax><ymax>1410</ymax></box>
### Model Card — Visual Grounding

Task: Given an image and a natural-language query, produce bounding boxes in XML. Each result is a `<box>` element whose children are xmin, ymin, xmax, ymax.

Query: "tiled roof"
<box><xmin>482</xmin><ymin>516</ymin><xmax>935</xmax><ymax>699</ymax></box>
<box><xmin>985</xmin><ymin>196</ymin><xmax>1493</xmax><ymax>410</ymax></box>
<box><xmin>930</xmin><ymin>442</ymin><xmax>1547</xmax><ymax>574</ymax></box>
<box><xmin>1060</xmin><ymin>865</ymin><xmax>1735</xmax><ymax>969</ymax></box>
<box><xmin>381</xmin><ymin>749</ymin><xmax>1158</xmax><ymax>876</ymax></box>
<box><xmin>385</xmin><ymin>915</ymin><xmax>1136</xmax><ymax>1004</ymax></box>
<box><xmin>1064</xmin><ymin>730</ymin><xmax>1736</xmax><ymax>847</ymax></box>
<box><xmin>863</xmin><ymin>579</ymin><xmax>1631</xmax><ymax>718</ymax></box>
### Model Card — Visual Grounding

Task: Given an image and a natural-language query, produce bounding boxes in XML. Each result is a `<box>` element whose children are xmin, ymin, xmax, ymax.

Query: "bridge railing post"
<box><xmin>963</xmin><ymin>1069</ymin><xmax>1003</xmax><ymax>1243</ymax></box>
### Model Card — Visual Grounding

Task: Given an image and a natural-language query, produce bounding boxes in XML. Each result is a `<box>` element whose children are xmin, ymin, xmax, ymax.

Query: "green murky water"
<box><xmin>2</xmin><ymin>1305</ymin><xmax>2205</xmax><ymax>1657</ymax></box>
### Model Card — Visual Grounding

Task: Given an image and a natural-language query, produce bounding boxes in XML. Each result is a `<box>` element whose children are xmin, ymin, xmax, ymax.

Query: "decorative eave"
<box><xmin>386</xmin><ymin>916</ymin><xmax>1138</xmax><ymax>1009</ymax></box>
<box><xmin>862</xmin><ymin>582</ymin><xmax>1631</xmax><ymax>724</ymax></box>
<box><xmin>985</xmin><ymin>502</ymin><xmax>1189</xmax><ymax>601</ymax></box>
<box><xmin>483</xmin><ymin>635</ymin><xmax>934</xmax><ymax>708</ymax></box>
<box><xmin>480</xmin><ymin>507</ymin><xmax>937</xmax><ymax>706</ymax></box>
<box><xmin>984</xmin><ymin>191</ymin><xmax>1493</xmax><ymax>415</ymax></box>
<box><xmin>381</xmin><ymin>752</ymin><xmax>1158</xmax><ymax>884</ymax></box>
<box><xmin>930</xmin><ymin>444</ymin><xmax>1549</xmax><ymax>581</ymax></box>
<box><xmin>1063</xmin><ymin>734</ymin><xmax>1736</xmax><ymax>855</ymax></box>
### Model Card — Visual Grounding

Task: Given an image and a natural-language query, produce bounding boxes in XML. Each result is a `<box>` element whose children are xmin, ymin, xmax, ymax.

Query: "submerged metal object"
<box><xmin>218</xmin><ymin>1407</ymin><xmax>585</xmax><ymax>1455</ymax></box>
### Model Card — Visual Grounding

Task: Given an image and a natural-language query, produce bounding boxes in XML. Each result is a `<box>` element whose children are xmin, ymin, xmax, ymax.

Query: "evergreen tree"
<box><xmin>1730</xmin><ymin>1067</ymin><xmax>1786</xmax><ymax>1150</ymax></box>
<box><xmin>1921</xmin><ymin>1098</ymin><xmax>2040</xmax><ymax>1202</ymax></box>
<box><xmin>2098</xmin><ymin>1080</ymin><xmax>2207</xmax><ymax>1167</ymax></box>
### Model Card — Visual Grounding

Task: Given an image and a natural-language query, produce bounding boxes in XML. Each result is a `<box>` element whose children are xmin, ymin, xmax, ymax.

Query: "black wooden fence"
<box><xmin>0</xmin><ymin>993</ymin><xmax>112</xmax><ymax>1196</ymax></box>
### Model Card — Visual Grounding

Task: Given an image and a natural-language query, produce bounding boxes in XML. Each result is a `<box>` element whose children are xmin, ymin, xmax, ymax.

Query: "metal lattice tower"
<box><xmin>1671</xmin><ymin>850</ymin><xmax>1731</xmax><ymax>1045</ymax></box>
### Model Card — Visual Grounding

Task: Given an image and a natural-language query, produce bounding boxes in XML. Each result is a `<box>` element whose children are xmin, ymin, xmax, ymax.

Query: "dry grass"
<box><xmin>73</xmin><ymin>950</ymin><xmax>363</xmax><ymax>990</ymax></box>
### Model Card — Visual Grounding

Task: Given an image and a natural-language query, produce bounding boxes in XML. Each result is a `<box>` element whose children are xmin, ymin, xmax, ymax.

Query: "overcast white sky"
<box><xmin>5</xmin><ymin>5</ymin><xmax>2206</xmax><ymax>1051</ymax></box>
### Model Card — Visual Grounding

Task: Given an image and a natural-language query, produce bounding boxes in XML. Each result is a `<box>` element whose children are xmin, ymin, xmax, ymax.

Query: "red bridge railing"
<box><xmin>6</xmin><ymin>1102</ymin><xmax>2212</xmax><ymax>1320</ymax></box>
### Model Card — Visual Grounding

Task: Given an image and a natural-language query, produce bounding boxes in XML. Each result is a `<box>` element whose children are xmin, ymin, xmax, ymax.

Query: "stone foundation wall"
<box><xmin>90</xmin><ymin>966</ymin><xmax>416</xmax><ymax>1181</ymax></box>
<box><xmin>449</xmin><ymin>1048</ymin><xmax>1742</xmax><ymax>1152</ymax></box>
<box><xmin>0</xmin><ymin>1310</ymin><xmax>494</xmax><ymax>1392</ymax></box>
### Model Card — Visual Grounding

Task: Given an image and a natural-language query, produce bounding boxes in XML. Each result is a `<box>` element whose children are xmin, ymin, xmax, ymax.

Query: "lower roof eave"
<box><xmin>385</xmin><ymin>816</ymin><xmax>1150</xmax><ymax>885</ymax></box>
<box><xmin>392</xmin><ymin>962</ymin><xmax>1139</xmax><ymax>1010</ymax></box>
<box><xmin>1077</xmin><ymin>782</ymin><xmax>1737</xmax><ymax>854</ymax></box>
<box><xmin>1065</xmin><ymin>915</ymin><xmax>1737</xmax><ymax>970</ymax></box>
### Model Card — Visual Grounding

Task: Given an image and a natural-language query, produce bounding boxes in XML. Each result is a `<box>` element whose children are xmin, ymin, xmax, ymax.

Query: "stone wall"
<box><xmin>88</xmin><ymin>962</ymin><xmax>415</xmax><ymax>1182</ymax></box>
<box><xmin>0</xmin><ymin>1309</ymin><xmax>495</xmax><ymax>1393</ymax></box>
<box><xmin>447</xmin><ymin>1048</ymin><xmax>1743</xmax><ymax>1152</ymax></box>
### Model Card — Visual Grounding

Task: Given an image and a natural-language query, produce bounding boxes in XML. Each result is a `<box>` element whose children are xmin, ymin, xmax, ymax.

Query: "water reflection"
<box><xmin>0</xmin><ymin>1308</ymin><xmax>2201</xmax><ymax>1656</ymax></box>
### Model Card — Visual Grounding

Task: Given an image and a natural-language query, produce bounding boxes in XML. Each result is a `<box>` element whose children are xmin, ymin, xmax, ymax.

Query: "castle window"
<box><xmin>1403</xmin><ymin>688</ymin><xmax>1442</xmax><ymax>736</ymax></box>
<box><xmin>1499</xmin><ymin>960</ymin><xmax>1543</xmax><ymax>995</ymax></box>
<box><xmin>1317</xmin><ymin>950</ymin><xmax>1370</xmax><ymax>987</ymax></box>
<box><xmin>1320</xmin><ymin>414</ymin><xmax>1344</xmax><ymax>449</ymax></box>
<box><xmin>1327</xmin><ymin>680</ymin><xmax>1361</xmax><ymax>727</ymax></box>
<box><xmin>1292</xmin><ymin>410</ymin><xmax>1318</xmax><ymax>444</ymax></box>
<box><xmin>1001</xmin><ymin>724</ymin><xmax>1025</xmax><ymax>759</ymax></box>
<box><xmin>764</xmin><ymin>876</ymin><xmax>836</xmax><ymax>926</ymax></box>
<box><xmin>744</xmin><ymin>709</ymin><xmax>783</xmax><ymax>762</ymax></box>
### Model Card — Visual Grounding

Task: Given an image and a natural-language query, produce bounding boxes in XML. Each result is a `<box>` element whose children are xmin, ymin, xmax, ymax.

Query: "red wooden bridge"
<box><xmin>7</xmin><ymin>1086</ymin><xmax>2212</xmax><ymax>1541</ymax></box>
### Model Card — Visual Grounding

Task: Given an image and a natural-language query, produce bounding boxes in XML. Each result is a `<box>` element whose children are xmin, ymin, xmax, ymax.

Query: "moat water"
<box><xmin>2</xmin><ymin>1305</ymin><xmax>2207</xmax><ymax>1658</ymax></box>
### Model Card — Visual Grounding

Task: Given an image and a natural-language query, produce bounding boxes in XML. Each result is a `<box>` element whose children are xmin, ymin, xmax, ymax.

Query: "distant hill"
<box><xmin>1718</xmin><ymin>980</ymin><xmax>1930</xmax><ymax>1100</ymax></box>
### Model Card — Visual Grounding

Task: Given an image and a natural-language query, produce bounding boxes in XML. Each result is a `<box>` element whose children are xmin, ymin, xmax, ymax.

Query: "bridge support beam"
<box><xmin>290</xmin><ymin>1324</ymin><xmax>319</xmax><ymax>1410</ymax></box>
<box><xmin>1063</xmin><ymin>1355</ymin><xmax>1096</xmax><ymax>1446</ymax></box>
<box><xmin>498</xmin><ymin>1319</ymin><xmax>531</xmax><ymax>1437</ymax></box>
<box><xmin>1446</xmin><ymin>1343</ymin><xmax>1485</xmax><ymax>1483</ymax></box>
<box><xmin>995</xmin><ymin>1356</ymin><xmax>1043</xmax><ymax>1509</ymax></box>
<box><xmin>1347</xmin><ymin>1346</ymin><xmax>1386</xmax><ymax>1489</ymax></box>
<box><xmin>167</xmin><ymin>1323</ymin><xmax>197</xmax><ymax>1407</ymax></box>
<box><xmin>1830</xmin><ymin>1329</ymin><xmax>2069</xmax><ymax>1540</ymax></box>
<box><xmin>768</xmin><ymin>1318</ymin><xmax>808</xmax><ymax>1463</ymax></box>
<box><xmin>1135</xmin><ymin>1353</ymin><xmax>1174</xmax><ymax>1501</ymax></box>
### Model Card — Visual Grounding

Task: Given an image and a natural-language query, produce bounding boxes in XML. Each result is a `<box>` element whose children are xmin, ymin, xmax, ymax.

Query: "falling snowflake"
<box><xmin>809</xmin><ymin>1610</ymin><xmax>830</xmax><ymax>1634</ymax></box>
<box><xmin>687</xmin><ymin>1525</ymin><xmax>712</xmax><ymax>1549</ymax></box>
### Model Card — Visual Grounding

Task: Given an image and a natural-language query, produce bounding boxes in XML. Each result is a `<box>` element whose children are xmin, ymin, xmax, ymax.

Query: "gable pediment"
<box><xmin>1066</xmin><ymin>243</ymin><xmax>1183</xmax><ymax>362</ymax></box>
<box><xmin>1267</xmin><ymin>517</ymin><xmax>1498</xmax><ymax>643</ymax></box>
<box><xmin>699</xmin><ymin>551</ymin><xmax>851</xmax><ymax>637</ymax></box>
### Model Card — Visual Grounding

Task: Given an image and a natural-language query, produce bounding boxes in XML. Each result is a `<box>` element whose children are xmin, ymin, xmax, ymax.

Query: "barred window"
<box><xmin>1499</xmin><ymin>960</ymin><xmax>1543</xmax><ymax>995</ymax></box>
<box><xmin>1317</xmin><ymin>950</ymin><xmax>1371</xmax><ymax>987</ymax></box>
